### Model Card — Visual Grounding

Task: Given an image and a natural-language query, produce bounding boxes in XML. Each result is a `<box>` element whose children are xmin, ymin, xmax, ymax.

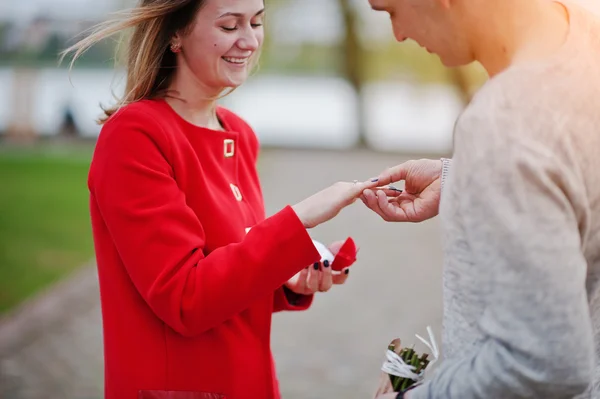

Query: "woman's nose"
<box><xmin>237</xmin><ymin>28</ymin><xmax>260</xmax><ymax>52</ymax></box>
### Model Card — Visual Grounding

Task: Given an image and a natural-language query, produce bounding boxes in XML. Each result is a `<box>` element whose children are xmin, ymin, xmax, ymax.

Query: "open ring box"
<box><xmin>312</xmin><ymin>237</ymin><xmax>357</xmax><ymax>271</ymax></box>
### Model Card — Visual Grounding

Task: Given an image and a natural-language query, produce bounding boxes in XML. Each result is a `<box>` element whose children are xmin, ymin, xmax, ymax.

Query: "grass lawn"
<box><xmin>0</xmin><ymin>143</ymin><xmax>96</xmax><ymax>314</ymax></box>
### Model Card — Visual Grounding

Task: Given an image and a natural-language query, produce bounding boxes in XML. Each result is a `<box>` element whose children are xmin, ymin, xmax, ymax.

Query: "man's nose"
<box><xmin>395</xmin><ymin>33</ymin><xmax>408</xmax><ymax>42</ymax></box>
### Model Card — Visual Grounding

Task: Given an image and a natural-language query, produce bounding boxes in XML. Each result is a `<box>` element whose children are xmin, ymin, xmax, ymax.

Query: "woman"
<box><xmin>61</xmin><ymin>1</ymin><xmax>378</xmax><ymax>398</ymax></box>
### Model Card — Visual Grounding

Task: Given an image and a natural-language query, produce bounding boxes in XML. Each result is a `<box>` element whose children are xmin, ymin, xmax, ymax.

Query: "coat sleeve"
<box><xmin>272</xmin><ymin>286</ymin><xmax>314</xmax><ymax>313</ymax></box>
<box><xmin>89</xmin><ymin>109</ymin><xmax>321</xmax><ymax>337</ymax></box>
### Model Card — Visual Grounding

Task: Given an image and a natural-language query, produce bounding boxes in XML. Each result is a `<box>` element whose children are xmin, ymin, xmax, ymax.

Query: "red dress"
<box><xmin>88</xmin><ymin>99</ymin><xmax>322</xmax><ymax>399</ymax></box>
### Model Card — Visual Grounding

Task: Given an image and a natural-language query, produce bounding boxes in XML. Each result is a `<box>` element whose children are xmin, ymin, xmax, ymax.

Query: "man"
<box><xmin>362</xmin><ymin>0</ymin><xmax>600</xmax><ymax>398</ymax></box>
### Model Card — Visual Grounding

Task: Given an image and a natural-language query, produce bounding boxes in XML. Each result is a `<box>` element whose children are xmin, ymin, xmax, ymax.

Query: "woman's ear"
<box><xmin>170</xmin><ymin>33</ymin><xmax>182</xmax><ymax>53</ymax></box>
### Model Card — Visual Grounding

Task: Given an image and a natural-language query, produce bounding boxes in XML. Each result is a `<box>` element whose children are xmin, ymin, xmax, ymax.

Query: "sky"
<box><xmin>2</xmin><ymin>0</ymin><xmax>599</xmax><ymax>43</ymax></box>
<box><xmin>0</xmin><ymin>0</ymin><xmax>393</xmax><ymax>44</ymax></box>
<box><xmin>0</xmin><ymin>0</ymin><xmax>122</xmax><ymax>23</ymax></box>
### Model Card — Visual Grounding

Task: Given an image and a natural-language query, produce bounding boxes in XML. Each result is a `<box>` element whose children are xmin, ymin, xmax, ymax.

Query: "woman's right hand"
<box><xmin>292</xmin><ymin>179</ymin><xmax>380</xmax><ymax>228</ymax></box>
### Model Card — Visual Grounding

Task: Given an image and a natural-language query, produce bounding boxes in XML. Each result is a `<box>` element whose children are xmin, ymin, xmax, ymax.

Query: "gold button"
<box><xmin>230</xmin><ymin>183</ymin><xmax>242</xmax><ymax>201</ymax></box>
<box><xmin>224</xmin><ymin>139</ymin><xmax>235</xmax><ymax>158</ymax></box>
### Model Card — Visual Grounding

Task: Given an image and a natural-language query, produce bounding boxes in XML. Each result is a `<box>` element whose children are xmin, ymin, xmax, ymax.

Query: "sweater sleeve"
<box><xmin>410</xmin><ymin>114</ymin><xmax>594</xmax><ymax>398</ymax></box>
<box><xmin>89</xmin><ymin>110</ymin><xmax>321</xmax><ymax>337</ymax></box>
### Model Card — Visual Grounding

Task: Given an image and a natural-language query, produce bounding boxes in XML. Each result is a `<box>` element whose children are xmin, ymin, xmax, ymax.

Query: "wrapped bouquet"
<box><xmin>374</xmin><ymin>326</ymin><xmax>439</xmax><ymax>397</ymax></box>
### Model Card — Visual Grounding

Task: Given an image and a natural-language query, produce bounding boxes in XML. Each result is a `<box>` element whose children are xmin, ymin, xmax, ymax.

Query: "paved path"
<box><xmin>0</xmin><ymin>148</ymin><xmax>445</xmax><ymax>399</ymax></box>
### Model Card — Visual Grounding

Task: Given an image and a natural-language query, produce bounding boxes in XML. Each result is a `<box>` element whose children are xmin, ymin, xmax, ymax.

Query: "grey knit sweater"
<box><xmin>410</xmin><ymin>3</ymin><xmax>600</xmax><ymax>398</ymax></box>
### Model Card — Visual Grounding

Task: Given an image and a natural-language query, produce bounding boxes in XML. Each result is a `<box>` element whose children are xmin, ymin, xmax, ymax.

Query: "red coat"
<box><xmin>89</xmin><ymin>99</ymin><xmax>322</xmax><ymax>399</ymax></box>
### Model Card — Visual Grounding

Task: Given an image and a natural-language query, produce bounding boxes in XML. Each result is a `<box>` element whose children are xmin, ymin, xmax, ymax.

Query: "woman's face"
<box><xmin>176</xmin><ymin>0</ymin><xmax>265</xmax><ymax>93</ymax></box>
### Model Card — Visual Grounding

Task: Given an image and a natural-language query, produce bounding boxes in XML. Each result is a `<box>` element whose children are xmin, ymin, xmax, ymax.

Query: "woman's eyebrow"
<box><xmin>218</xmin><ymin>9</ymin><xmax>265</xmax><ymax>18</ymax></box>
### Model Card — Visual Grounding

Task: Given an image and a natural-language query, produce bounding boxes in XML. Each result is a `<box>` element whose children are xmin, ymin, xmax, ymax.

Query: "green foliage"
<box><xmin>0</xmin><ymin>146</ymin><xmax>95</xmax><ymax>313</ymax></box>
<box><xmin>0</xmin><ymin>25</ymin><xmax>117</xmax><ymax>69</ymax></box>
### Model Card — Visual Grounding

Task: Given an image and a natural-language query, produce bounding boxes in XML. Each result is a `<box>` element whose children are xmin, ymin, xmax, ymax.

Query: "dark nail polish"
<box><xmin>371</xmin><ymin>178</ymin><xmax>379</xmax><ymax>182</ymax></box>
<box><xmin>323</xmin><ymin>260</ymin><xmax>330</xmax><ymax>268</ymax></box>
<box><xmin>313</xmin><ymin>262</ymin><xmax>320</xmax><ymax>270</ymax></box>
<box><xmin>344</xmin><ymin>269</ymin><xmax>349</xmax><ymax>275</ymax></box>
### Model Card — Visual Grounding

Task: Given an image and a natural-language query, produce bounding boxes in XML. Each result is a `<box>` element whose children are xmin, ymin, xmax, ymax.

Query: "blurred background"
<box><xmin>0</xmin><ymin>0</ymin><xmax>595</xmax><ymax>398</ymax></box>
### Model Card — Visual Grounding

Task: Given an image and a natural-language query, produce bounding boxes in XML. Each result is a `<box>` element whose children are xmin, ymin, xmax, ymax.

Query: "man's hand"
<box><xmin>375</xmin><ymin>394</ymin><xmax>401</xmax><ymax>399</ymax></box>
<box><xmin>375</xmin><ymin>392</ymin><xmax>414</xmax><ymax>399</ymax></box>
<box><xmin>362</xmin><ymin>159</ymin><xmax>443</xmax><ymax>222</ymax></box>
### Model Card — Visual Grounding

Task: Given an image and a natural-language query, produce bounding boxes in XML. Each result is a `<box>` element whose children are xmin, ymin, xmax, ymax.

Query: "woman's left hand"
<box><xmin>284</xmin><ymin>240</ymin><xmax>353</xmax><ymax>295</ymax></box>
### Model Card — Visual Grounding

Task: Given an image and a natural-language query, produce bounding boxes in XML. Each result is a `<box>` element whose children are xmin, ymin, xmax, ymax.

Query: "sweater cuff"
<box><xmin>440</xmin><ymin>157</ymin><xmax>452</xmax><ymax>193</ymax></box>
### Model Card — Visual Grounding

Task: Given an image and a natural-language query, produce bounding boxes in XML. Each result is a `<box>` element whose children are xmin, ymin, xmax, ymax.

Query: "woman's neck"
<box><xmin>166</xmin><ymin>65</ymin><xmax>224</xmax><ymax>130</ymax></box>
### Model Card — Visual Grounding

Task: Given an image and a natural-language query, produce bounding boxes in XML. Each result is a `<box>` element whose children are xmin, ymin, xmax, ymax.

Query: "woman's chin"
<box><xmin>205</xmin><ymin>76</ymin><xmax>248</xmax><ymax>96</ymax></box>
<box><xmin>220</xmin><ymin>72</ymin><xmax>249</xmax><ymax>88</ymax></box>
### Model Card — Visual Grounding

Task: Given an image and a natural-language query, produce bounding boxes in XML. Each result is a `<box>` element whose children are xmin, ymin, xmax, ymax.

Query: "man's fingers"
<box><xmin>375</xmin><ymin>187</ymin><xmax>403</xmax><ymax>197</ymax></box>
<box><xmin>376</xmin><ymin>162</ymin><xmax>412</xmax><ymax>186</ymax></box>
<box><xmin>376</xmin><ymin>190</ymin><xmax>411</xmax><ymax>222</ymax></box>
<box><xmin>363</xmin><ymin>189</ymin><xmax>390</xmax><ymax>221</ymax></box>
<box><xmin>362</xmin><ymin>189</ymin><xmax>377</xmax><ymax>207</ymax></box>
<box><xmin>363</xmin><ymin>188</ymin><xmax>413</xmax><ymax>222</ymax></box>
<box><xmin>360</xmin><ymin>193</ymin><xmax>368</xmax><ymax>206</ymax></box>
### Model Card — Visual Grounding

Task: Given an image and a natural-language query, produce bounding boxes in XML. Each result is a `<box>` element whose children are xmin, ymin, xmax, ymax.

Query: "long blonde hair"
<box><xmin>60</xmin><ymin>0</ymin><xmax>210</xmax><ymax>124</ymax></box>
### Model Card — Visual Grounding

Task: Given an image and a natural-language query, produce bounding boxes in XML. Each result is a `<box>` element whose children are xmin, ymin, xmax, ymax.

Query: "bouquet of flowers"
<box><xmin>374</xmin><ymin>326</ymin><xmax>439</xmax><ymax>397</ymax></box>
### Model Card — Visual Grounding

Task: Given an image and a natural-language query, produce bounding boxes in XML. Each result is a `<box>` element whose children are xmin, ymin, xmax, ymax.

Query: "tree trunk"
<box><xmin>338</xmin><ymin>0</ymin><xmax>368</xmax><ymax>147</ymax></box>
